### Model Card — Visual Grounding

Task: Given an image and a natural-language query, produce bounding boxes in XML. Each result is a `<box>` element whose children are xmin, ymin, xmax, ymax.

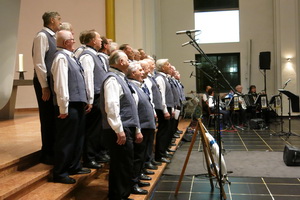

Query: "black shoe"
<box><xmin>151</xmin><ymin>160</ymin><xmax>162</xmax><ymax>166</ymax></box>
<box><xmin>138</xmin><ymin>181</ymin><xmax>150</xmax><ymax>187</ymax></box>
<box><xmin>53</xmin><ymin>176</ymin><xmax>76</xmax><ymax>184</ymax></box>
<box><xmin>83</xmin><ymin>161</ymin><xmax>103</xmax><ymax>169</ymax></box>
<box><xmin>139</xmin><ymin>173</ymin><xmax>152</xmax><ymax>180</ymax></box>
<box><xmin>143</xmin><ymin>169</ymin><xmax>155</xmax><ymax>175</ymax></box>
<box><xmin>131</xmin><ymin>184</ymin><xmax>148</xmax><ymax>195</ymax></box>
<box><xmin>145</xmin><ymin>163</ymin><xmax>158</xmax><ymax>170</ymax></box>
<box><xmin>96</xmin><ymin>156</ymin><xmax>110</xmax><ymax>163</ymax></box>
<box><xmin>69</xmin><ymin>168</ymin><xmax>91</xmax><ymax>175</ymax></box>
<box><xmin>167</xmin><ymin>148</ymin><xmax>176</xmax><ymax>153</ymax></box>
<box><xmin>159</xmin><ymin>157</ymin><xmax>171</xmax><ymax>163</ymax></box>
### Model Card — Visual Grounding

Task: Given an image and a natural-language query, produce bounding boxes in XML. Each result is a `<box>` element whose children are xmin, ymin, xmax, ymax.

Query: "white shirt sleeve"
<box><xmin>51</xmin><ymin>54</ymin><xmax>69</xmax><ymax>114</ymax></box>
<box><xmin>208</xmin><ymin>96</ymin><xmax>214</xmax><ymax>108</ymax></box>
<box><xmin>79</xmin><ymin>54</ymin><xmax>94</xmax><ymax>104</ymax></box>
<box><xmin>32</xmin><ymin>32</ymin><xmax>49</xmax><ymax>88</ymax></box>
<box><xmin>104</xmin><ymin>77</ymin><xmax>124</xmax><ymax>134</ymax></box>
<box><xmin>156</xmin><ymin>76</ymin><xmax>168</xmax><ymax>114</ymax></box>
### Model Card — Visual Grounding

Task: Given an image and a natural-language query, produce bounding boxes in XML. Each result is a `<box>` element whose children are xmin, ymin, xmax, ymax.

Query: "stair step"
<box><xmin>18</xmin><ymin>169</ymin><xmax>100</xmax><ymax>200</ymax></box>
<box><xmin>0</xmin><ymin>163</ymin><xmax>52</xmax><ymax>200</ymax></box>
<box><xmin>0</xmin><ymin>151</ymin><xmax>41</xmax><ymax>179</ymax></box>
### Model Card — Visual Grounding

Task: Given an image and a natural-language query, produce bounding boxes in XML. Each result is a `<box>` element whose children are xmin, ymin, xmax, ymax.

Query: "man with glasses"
<box><xmin>51</xmin><ymin>30</ymin><xmax>91</xmax><ymax>184</ymax></box>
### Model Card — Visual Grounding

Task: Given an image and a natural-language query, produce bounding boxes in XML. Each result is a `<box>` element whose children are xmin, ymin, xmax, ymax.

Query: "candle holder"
<box><xmin>17</xmin><ymin>71</ymin><xmax>26</xmax><ymax>80</ymax></box>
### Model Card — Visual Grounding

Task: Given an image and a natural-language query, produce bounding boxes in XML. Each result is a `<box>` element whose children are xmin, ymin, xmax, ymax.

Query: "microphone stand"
<box><xmin>189</xmin><ymin>63</ymin><xmax>226</xmax><ymax>89</ymax></box>
<box><xmin>272</xmin><ymin>81</ymin><xmax>289</xmax><ymax>136</ymax></box>
<box><xmin>182</xmin><ymin>31</ymin><xmax>234</xmax><ymax>200</ymax></box>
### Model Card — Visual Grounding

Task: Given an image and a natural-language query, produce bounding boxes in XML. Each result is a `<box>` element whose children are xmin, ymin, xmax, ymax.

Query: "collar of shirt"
<box><xmin>85</xmin><ymin>46</ymin><xmax>98</xmax><ymax>55</ymax></box>
<box><xmin>43</xmin><ymin>27</ymin><xmax>56</xmax><ymax>37</ymax></box>
<box><xmin>157</xmin><ymin>71</ymin><xmax>167</xmax><ymax>77</ymax></box>
<box><xmin>128</xmin><ymin>79</ymin><xmax>142</xmax><ymax>87</ymax></box>
<box><xmin>109</xmin><ymin>67</ymin><xmax>126</xmax><ymax>81</ymax></box>
<box><xmin>57</xmin><ymin>47</ymin><xmax>75</xmax><ymax>60</ymax></box>
<box><xmin>99</xmin><ymin>52</ymin><xmax>109</xmax><ymax>59</ymax></box>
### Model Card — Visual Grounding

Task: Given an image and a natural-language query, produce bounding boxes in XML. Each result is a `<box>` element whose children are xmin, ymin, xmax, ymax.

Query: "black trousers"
<box><xmin>133</xmin><ymin>128</ymin><xmax>155</xmax><ymax>183</ymax></box>
<box><xmin>83</xmin><ymin>94</ymin><xmax>106</xmax><ymax>163</ymax></box>
<box><xmin>33</xmin><ymin>76</ymin><xmax>56</xmax><ymax>161</ymax></box>
<box><xmin>103</xmin><ymin>127</ymin><xmax>135</xmax><ymax>200</ymax></box>
<box><xmin>53</xmin><ymin>102</ymin><xmax>86</xmax><ymax>179</ymax></box>
<box><xmin>168</xmin><ymin>107</ymin><xmax>176</xmax><ymax>148</ymax></box>
<box><xmin>155</xmin><ymin>109</ymin><xmax>171</xmax><ymax>160</ymax></box>
<box><xmin>144</xmin><ymin>128</ymin><xmax>155</xmax><ymax>165</ymax></box>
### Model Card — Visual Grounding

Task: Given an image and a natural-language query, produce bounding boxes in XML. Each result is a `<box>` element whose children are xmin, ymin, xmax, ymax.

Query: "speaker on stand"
<box><xmin>259</xmin><ymin>51</ymin><xmax>271</xmax><ymax>94</ymax></box>
<box><xmin>259</xmin><ymin>52</ymin><xmax>271</xmax><ymax>127</ymax></box>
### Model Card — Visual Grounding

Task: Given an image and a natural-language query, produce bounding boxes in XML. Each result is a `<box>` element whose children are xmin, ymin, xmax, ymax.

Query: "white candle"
<box><xmin>19</xmin><ymin>54</ymin><xmax>24</xmax><ymax>72</ymax></box>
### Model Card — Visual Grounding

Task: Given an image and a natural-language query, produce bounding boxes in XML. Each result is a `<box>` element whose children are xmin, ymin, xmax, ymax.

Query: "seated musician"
<box><xmin>202</xmin><ymin>85</ymin><xmax>212</xmax><ymax>117</ymax></box>
<box><xmin>234</xmin><ymin>85</ymin><xmax>247</xmax><ymax>127</ymax></box>
<box><xmin>208</xmin><ymin>88</ymin><xmax>232</xmax><ymax>129</ymax></box>
<box><xmin>247</xmin><ymin>85</ymin><xmax>259</xmax><ymax>119</ymax></box>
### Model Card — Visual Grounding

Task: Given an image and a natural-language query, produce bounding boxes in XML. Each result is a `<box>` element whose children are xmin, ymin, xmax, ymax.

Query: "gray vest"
<box><xmin>169</xmin><ymin>78</ymin><xmax>180</xmax><ymax>107</ymax></box>
<box><xmin>156</xmin><ymin>73</ymin><xmax>174</xmax><ymax>108</ymax></box>
<box><xmin>131</xmin><ymin>83</ymin><xmax>156</xmax><ymax>129</ymax></box>
<box><xmin>100</xmin><ymin>72</ymin><xmax>139</xmax><ymax>129</ymax></box>
<box><xmin>33</xmin><ymin>29</ymin><xmax>56</xmax><ymax>77</ymax></box>
<box><xmin>53</xmin><ymin>50</ymin><xmax>87</xmax><ymax>104</ymax></box>
<box><xmin>79</xmin><ymin>50</ymin><xmax>106</xmax><ymax>94</ymax></box>
<box><xmin>149</xmin><ymin>76</ymin><xmax>163</xmax><ymax>110</ymax></box>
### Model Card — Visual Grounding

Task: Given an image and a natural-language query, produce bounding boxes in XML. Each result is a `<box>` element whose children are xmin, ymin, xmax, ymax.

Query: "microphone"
<box><xmin>176</xmin><ymin>29</ymin><xmax>201</xmax><ymax>35</ymax></box>
<box><xmin>181</xmin><ymin>41</ymin><xmax>192</xmax><ymax>47</ymax></box>
<box><xmin>189</xmin><ymin>71</ymin><xmax>194</xmax><ymax>78</ymax></box>
<box><xmin>284</xmin><ymin>78</ymin><xmax>291</xmax><ymax>85</ymax></box>
<box><xmin>183</xmin><ymin>60</ymin><xmax>196</xmax><ymax>63</ymax></box>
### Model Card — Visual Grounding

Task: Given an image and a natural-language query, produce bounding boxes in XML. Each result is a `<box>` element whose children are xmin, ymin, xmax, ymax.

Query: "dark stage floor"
<box><xmin>151</xmin><ymin>117</ymin><xmax>300</xmax><ymax>200</ymax></box>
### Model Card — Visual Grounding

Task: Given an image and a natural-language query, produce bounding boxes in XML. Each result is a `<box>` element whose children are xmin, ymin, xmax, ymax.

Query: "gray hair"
<box><xmin>60</xmin><ymin>22</ymin><xmax>72</xmax><ymax>31</ymax></box>
<box><xmin>42</xmin><ymin>12</ymin><xmax>60</xmax><ymax>27</ymax></box>
<box><xmin>109</xmin><ymin>50</ymin><xmax>127</xmax><ymax>65</ymax></box>
<box><xmin>156</xmin><ymin>59</ymin><xmax>169</xmax><ymax>72</ymax></box>
<box><xmin>127</xmin><ymin>61</ymin><xmax>141</xmax><ymax>77</ymax></box>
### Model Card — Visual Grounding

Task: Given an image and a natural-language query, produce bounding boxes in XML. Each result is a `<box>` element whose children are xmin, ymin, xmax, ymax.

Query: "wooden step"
<box><xmin>0</xmin><ymin>151</ymin><xmax>41</xmax><ymax>179</ymax></box>
<box><xmin>0</xmin><ymin>163</ymin><xmax>52</xmax><ymax>200</ymax></box>
<box><xmin>17</xmin><ymin>168</ymin><xmax>102</xmax><ymax>200</ymax></box>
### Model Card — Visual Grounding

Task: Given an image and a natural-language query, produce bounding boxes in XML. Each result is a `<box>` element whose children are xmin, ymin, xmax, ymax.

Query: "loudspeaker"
<box><xmin>259</xmin><ymin>51</ymin><xmax>271</xmax><ymax>70</ymax></box>
<box><xmin>283</xmin><ymin>144</ymin><xmax>300</xmax><ymax>166</ymax></box>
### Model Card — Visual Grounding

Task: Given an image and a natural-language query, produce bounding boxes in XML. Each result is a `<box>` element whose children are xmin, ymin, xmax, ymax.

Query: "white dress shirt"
<box><xmin>103</xmin><ymin>68</ymin><xmax>140</xmax><ymax>134</ymax></box>
<box><xmin>51</xmin><ymin>48</ymin><xmax>76</xmax><ymax>115</ymax></box>
<box><xmin>79</xmin><ymin>47</ymin><xmax>97</xmax><ymax>104</ymax></box>
<box><xmin>32</xmin><ymin>27</ymin><xmax>55</xmax><ymax>88</ymax></box>
<box><xmin>155</xmin><ymin>72</ymin><xmax>169</xmax><ymax>114</ymax></box>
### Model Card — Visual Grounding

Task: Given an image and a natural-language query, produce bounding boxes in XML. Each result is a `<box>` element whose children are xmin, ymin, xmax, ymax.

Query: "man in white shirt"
<box><xmin>100</xmin><ymin>50</ymin><xmax>143</xmax><ymax>200</ymax></box>
<box><xmin>51</xmin><ymin>30</ymin><xmax>91</xmax><ymax>184</ymax></box>
<box><xmin>32</xmin><ymin>11</ymin><xmax>61</xmax><ymax>165</ymax></box>
<box><xmin>78</xmin><ymin>30</ymin><xmax>106</xmax><ymax>169</ymax></box>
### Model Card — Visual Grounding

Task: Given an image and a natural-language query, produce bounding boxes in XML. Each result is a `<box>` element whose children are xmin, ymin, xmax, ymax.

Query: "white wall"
<box><xmin>15</xmin><ymin>0</ymin><xmax>106</xmax><ymax>108</ymax></box>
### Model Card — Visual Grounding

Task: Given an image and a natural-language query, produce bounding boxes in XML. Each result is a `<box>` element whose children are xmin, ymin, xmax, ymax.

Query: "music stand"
<box><xmin>278</xmin><ymin>89</ymin><xmax>300</xmax><ymax>138</ymax></box>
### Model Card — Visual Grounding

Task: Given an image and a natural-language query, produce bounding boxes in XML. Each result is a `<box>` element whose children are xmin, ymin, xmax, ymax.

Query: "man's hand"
<box><xmin>85</xmin><ymin>104</ymin><xmax>93</xmax><ymax>113</ymax></box>
<box><xmin>116</xmin><ymin>131</ymin><xmax>126</xmax><ymax>145</ymax></box>
<box><xmin>135</xmin><ymin>132</ymin><xmax>143</xmax><ymax>143</ymax></box>
<box><xmin>164</xmin><ymin>112</ymin><xmax>170</xmax><ymax>120</ymax></box>
<box><xmin>42</xmin><ymin>87</ymin><xmax>51</xmax><ymax>101</ymax></box>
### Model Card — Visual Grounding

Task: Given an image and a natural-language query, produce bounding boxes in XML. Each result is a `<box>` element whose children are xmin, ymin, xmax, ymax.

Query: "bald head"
<box><xmin>56</xmin><ymin>30</ymin><xmax>74</xmax><ymax>51</ymax></box>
